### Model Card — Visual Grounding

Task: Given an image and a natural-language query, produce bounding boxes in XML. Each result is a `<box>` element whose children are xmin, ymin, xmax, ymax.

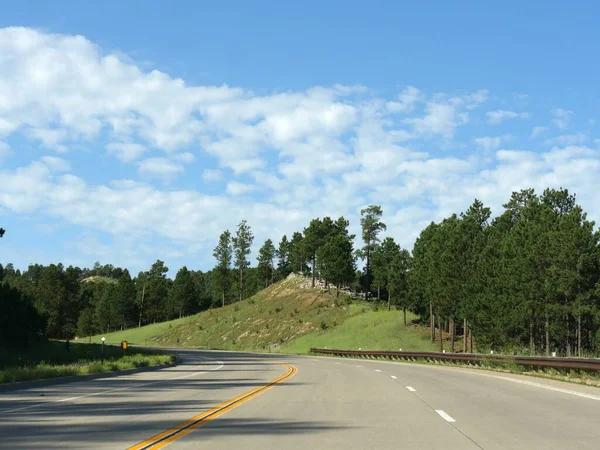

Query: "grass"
<box><xmin>279</xmin><ymin>310</ymin><xmax>450</xmax><ymax>354</ymax></box>
<box><xmin>91</xmin><ymin>275</ymin><xmax>455</xmax><ymax>355</ymax></box>
<box><xmin>0</xmin><ymin>341</ymin><xmax>176</xmax><ymax>384</ymax></box>
<box><xmin>88</xmin><ymin>315</ymin><xmax>195</xmax><ymax>345</ymax></box>
<box><xmin>113</xmin><ymin>279</ymin><xmax>370</xmax><ymax>352</ymax></box>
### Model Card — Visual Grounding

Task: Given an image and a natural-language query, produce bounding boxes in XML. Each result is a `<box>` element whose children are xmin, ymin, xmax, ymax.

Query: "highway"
<box><xmin>2</xmin><ymin>349</ymin><xmax>600</xmax><ymax>449</ymax></box>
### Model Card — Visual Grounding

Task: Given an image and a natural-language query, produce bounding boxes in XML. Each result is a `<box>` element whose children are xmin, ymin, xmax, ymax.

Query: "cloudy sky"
<box><xmin>0</xmin><ymin>1</ymin><xmax>599</xmax><ymax>275</ymax></box>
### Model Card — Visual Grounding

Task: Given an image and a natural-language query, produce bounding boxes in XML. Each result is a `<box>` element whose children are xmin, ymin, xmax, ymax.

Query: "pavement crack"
<box><xmin>408</xmin><ymin>389</ymin><xmax>484</xmax><ymax>449</ymax></box>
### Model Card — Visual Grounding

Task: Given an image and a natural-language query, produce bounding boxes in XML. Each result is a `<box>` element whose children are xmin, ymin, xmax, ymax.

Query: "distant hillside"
<box><xmin>91</xmin><ymin>274</ymin><xmax>451</xmax><ymax>353</ymax></box>
<box><xmin>81</xmin><ymin>276</ymin><xmax>118</xmax><ymax>284</ymax></box>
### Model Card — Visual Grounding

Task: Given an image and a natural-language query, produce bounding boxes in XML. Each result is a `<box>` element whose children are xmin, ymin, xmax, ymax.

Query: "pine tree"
<box><xmin>303</xmin><ymin>218</ymin><xmax>325</xmax><ymax>288</ymax></box>
<box><xmin>213</xmin><ymin>230</ymin><xmax>233</xmax><ymax>307</ymax></box>
<box><xmin>232</xmin><ymin>220</ymin><xmax>254</xmax><ymax>302</ymax></box>
<box><xmin>257</xmin><ymin>239</ymin><xmax>276</xmax><ymax>288</ymax></box>
<box><xmin>276</xmin><ymin>235</ymin><xmax>291</xmax><ymax>279</ymax></box>
<box><xmin>169</xmin><ymin>266</ymin><xmax>197</xmax><ymax>319</ymax></box>
<box><xmin>289</xmin><ymin>232</ymin><xmax>306</xmax><ymax>274</ymax></box>
<box><xmin>389</xmin><ymin>248</ymin><xmax>411</xmax><ymax>323</ymax></box>
<box><xmin>358</xmin><ymin>205</ymin><xmax>386</xmax><ymax>300</ymax></box>
<box><xmin>316</xmin><ymin>217</ymin><xmax>356</xmax><ymax>296</ymax></box>
<box><xmin>371</xmin><ymin>237</ymin><xmax>400</xmax><ymax>305</ymax></box>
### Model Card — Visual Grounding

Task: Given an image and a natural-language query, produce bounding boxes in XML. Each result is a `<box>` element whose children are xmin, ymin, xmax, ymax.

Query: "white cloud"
<box><xmin>0</xmin><ymin>26</ymin><xmax>242</xmax><ymax>156</ymax></box>
<box><xmin>1</xmin><ymin>27</ymin><xmax>599</xmax><ymax>274</ymax></box>
<box><xmin>202</xmin><ymin>169</ymin><xmax>223</xmax><ymax>183</ymax></box>
<box><xmin>461</xmin><ymin>89</ymin><xmax>489</xmax><ymax>110</ymax></box>
<box><xmin>40</xmin><ymin>156</ymin><xmax>71</xmax><ymax>172</ymax></box>
<box><xmin>473</xmin><ymin>136</ymin><xmax>504</xmax><ymax>152</ymax></box>
<box><xmin>386</xmin><ymin>86</ymin><xmax>421</xmax><ymax>113</ymax></box>
<box><xmin>552</xmin><ymin>108</ymin><xmax>573</xmax><ymax>130</ymax></box>
<box><xmin>486</xmin><ymin>110</ymin><xmax>531</xmax><ymax>124</ymax></box>
<box><xmin>137</xmin><ymin>157</ymin><xmax>184</xmax><ymax>180</ymax></box>
<box><xmin>173</xmin><ymin>152</ymin><xmax>195</xmax><ymax>163</ymax></box>
<box><xmin>226</xmin><ymin>181</ymin><xmax>257</xmax><ymax>196</ymax></box>
<box><xmin>530</xmin><ymin>126</ymin><xmax>548</xmax><ymax>139</ymax></box>
<box><xmin>406</xmin><ymin>102</ymin><xmax>468</xmax><ymax>138</ymax></box>
<box><xmin>544</xmin><ymin>133</ymin><xmax>588</xmax><ymax>146</ymax></box>
<box><xmin>106</xmin><ymin>142</ymin><xmax>147</xmax><ymax>162</ymax></box>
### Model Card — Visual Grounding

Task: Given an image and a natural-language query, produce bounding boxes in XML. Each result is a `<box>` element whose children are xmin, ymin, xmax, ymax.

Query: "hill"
<box><xmin>81</xmin><ymin>275</ymin><xmax>118</xmax><ymax>284</ymax></box>
<box><xmin>90</xmin><ymin>274</ymin><xmax>450</xmax><ymax>354</ymax></box>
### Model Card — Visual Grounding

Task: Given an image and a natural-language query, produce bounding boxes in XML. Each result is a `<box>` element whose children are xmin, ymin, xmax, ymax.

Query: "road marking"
<box><xmin>128</xmin><ymin>363</ymin><xmax>297</xmax><ymax>450</ymax></box>
<box><xmin>2</xmin><ymin>361</ymin><xmax>224</xmax><ymax>414</ymax></box>
<box><xmin>335</xmin><ymin>362</ymin><xmax>342</xmax><ymax>365</ymax></box>
<box><xmin>390</xmin><ymin>375</ymin><xmax>397</xmax><ymax>379</ymax></box>
<box><xmin>436</xmin><ymin>410</ymin><xmax>456</xmax><ymax>423</ymax></box>
<box><xmin>406</xmin><ymin>386</ymin><xmax>416</xmax><ymax>392</ymax></box>
<box><xmin>483</xmin><ymin>374</ymin><xmax>600</xmax><ymax>402</ymax></box>
<box><xmin>356</xmin><ymin>365</ymin><xmax>362</xmax><ymax>368</ymax></box>
<box><xmin>374</xmin><ymin>369</ymin><xmax>382</xmax><ymax>372</ymax></box>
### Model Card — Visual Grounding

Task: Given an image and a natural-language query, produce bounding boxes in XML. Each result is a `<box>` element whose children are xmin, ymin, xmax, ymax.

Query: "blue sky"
<box><xmin>0</xmin><ymin>1</ymin><xmax>599</xmax><ymax>276</ymax></box>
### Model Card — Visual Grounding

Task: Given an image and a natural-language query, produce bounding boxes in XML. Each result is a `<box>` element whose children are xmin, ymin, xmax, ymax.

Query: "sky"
<box><xmin>0</xmin><ymin>1</ymin><xmax>599</xmax><ymax>276</ymax></box>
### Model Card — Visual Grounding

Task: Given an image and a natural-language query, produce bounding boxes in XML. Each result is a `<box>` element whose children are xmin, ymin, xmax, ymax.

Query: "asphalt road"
<box><xmin>2</xmin><ymin>349</ymin><xmax>600</xmax><ymax>449</ymax></box>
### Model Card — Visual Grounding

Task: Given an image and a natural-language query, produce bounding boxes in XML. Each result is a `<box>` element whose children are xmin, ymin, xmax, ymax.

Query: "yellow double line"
<box><xmin>127</xmin><ymin>363</ymin><xmax>297</xmax><ymax>449</ymax></box>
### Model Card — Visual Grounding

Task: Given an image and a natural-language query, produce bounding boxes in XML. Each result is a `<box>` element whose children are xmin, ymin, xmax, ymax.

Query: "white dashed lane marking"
<box><xmin>436</xmin><ymin>410</ymin><xmax>456</xmax><ymax>423</ymax></box>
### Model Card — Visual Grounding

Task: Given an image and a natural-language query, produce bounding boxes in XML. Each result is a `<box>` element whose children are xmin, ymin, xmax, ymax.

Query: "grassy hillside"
<box><xmin>88</xmin><ymin>316</ymin><xmax>194</xmax><ymax>345</ymax></box>
<box><xmin>280</xmin><ymin>310</ymin><xmax>443</xmax><ymax>354</ymax></box>
<box><xmin>91</xmin><ymin>275</ymin><xmax>453</xmax><ymax>354</ymax></box>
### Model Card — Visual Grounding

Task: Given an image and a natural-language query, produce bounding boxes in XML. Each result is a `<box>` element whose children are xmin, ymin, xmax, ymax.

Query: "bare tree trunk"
<box><xmin>365</xmin><ymin>248</ymin><xmax>370</xmax><ymax>301</ymax></box>
<box><xmin>430</xmin><ymin>302</ymin><xmax>435</xmax><ymax>343</ymax></box>
<box><xmin>240</xmin><ymin>267</ymin><xmax>243</xmax><ymax>302</ymax></box>
<box><xmin>311</xmin><ymin>255</ymin><xmax>316</xmax><ymax>288</ymax></box>
<box><xmin>450</xmin><ymin>319</ymin><xmax>455</xmax><ymax>353</ymax></box>
<box><xmin>377</xmin><ymin>286</ymin><xmax>380</xmax><ymax>301</ymax></box>
<box><xmin>529</xmin><ymin>319</ymin><xmax>534</xmax><ymax>354</ymax></box>
<box><xmin>438</xmin><ymin>315</ymin><xmax>443</xmax><ymax>353</ymax></box>
<box><xmin>222</xmin><ymin>290</ymin><xmax>225</xmax><ymax>308</ymax></box>
<box><xmin>463</xmin><ymin>318</ymin><xmax>467</xmax><ymax>353</ymax></box>
<box><xmin>138</xmin><ymin>284</ymin><xmax>145</xmax><ymax>328</ymax></box>
<box><xmin>469</xmin><ymin>330</ymin><xmax>473</xmax><ymax>353</ymax></box>
<box><xmin>566</xmin><ymin>313</ymin><xmax>570</xmax><ymax>357</ymax></box>
<box><xmin>545</xmin><ymin>309</ymin><xmax>550</xmax><ymax>356</ymax></box>
<box><xmin>403</xmin><ymin>307</ymin><xmax>407</xmax><ymax>326</ymax></box>
<box><xmin>578</xmin><ymin>314</ymin><xmax>582</xmax><ymax>357</ymax></box>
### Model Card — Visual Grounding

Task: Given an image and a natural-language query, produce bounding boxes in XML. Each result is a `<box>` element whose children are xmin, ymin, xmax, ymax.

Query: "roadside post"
<box><xmin>101</xmin><ymin>337</ymin><xmax>106</xmax><ymax>364</ymax></box>
<box><xmin>121</xmin><ymin>340</ymin><xmax>128</xmax><ymax>357</ymax></box>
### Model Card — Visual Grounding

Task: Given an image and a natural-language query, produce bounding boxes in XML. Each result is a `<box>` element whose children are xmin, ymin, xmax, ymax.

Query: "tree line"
<box><xmin>409</xmin><ymin>188</ymin><xmax>600</xmax><ymax>356</ymax></box>
<box><xmin>0</xmin><ymin>259</ymin><xmax>267</xmax><ymax>345</ymax></box>
<box><xmin>2</xmin><ymin>186</ymin><xmax>600</xmax><ymax>356</ymax></box>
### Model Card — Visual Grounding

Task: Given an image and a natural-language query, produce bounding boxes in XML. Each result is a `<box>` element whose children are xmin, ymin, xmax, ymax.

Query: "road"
<box><xmin>2</xmin><ymin>349</ymin><xmax>600</xmax><ymax>449</ymax></box>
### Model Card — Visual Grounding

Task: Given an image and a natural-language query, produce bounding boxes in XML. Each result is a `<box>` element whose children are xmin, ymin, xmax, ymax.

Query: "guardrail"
<box><xmin>309</xmin><ymin>348</ymin><xmax>600</xmax><ymax>371</ymax></box>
